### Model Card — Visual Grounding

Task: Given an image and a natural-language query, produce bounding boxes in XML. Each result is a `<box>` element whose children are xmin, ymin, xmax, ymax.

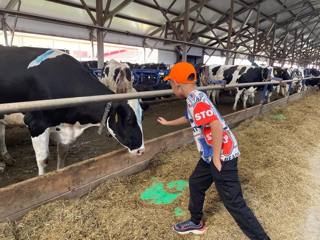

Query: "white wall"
<box><xmin>158</xmin><ymin>50</ymin><xmax>177</xmax><ymax>64</ymax></box>
<box><xmin>204</xmin><ymin>55</ymin><xmax>225</xmax><ymax>65</ymax></box>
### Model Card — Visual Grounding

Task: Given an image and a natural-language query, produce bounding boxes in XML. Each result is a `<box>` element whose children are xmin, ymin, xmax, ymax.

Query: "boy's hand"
<box><xmin>213</xmin><ymin>159</ymin><xmax>222</xmax><ymax>172</ymax></box>
<box><xmin>157</xmin><ymin>117</ymin><xmax>169</xmax><ymax>125</ymax></box>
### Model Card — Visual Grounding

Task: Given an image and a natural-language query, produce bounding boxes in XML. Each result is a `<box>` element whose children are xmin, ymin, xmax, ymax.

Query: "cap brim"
<box><xmin>164</xmin><ymin>76</ymin><xmax>171</xmax><ymax>81</ymax></box>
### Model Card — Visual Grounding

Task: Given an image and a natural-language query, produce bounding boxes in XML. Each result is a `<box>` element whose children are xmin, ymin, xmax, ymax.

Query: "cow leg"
<box><xmin>250</xmin><ymin>90</ymin><xmax>256</xmax><ymax>105</ymax></box>
<box><xmin>276</xmin><ymin>85</ymin><xmax>281</xmax><ymax>95</ymax></box>
<box><xmin>210</xmin><ymin>90</ymin><xmax>217</xmax><ymax>105</ymax></box>
<box><xmin>216</xmin><ymin>90</ymin><xmax>220</xmax><ymax>104</ymax></box>
<box><xmin>31</xmin><ymin>129</ymin><xmax>50</xmax><ymax>175</ymax></box>
<box><xmin>267</xmin><ymin>91</ymin><xmax>273</xmax><ymax>103</ymax></box>
<box><xmin>57</xmin><ymin>143</ymin><xmax>69</xmax><ymax>169</ymax></box>
<box><xmin>233</xmin><ymin>88</ymin><xmax>244</xmax><ymax>111</ymax></box>
<box><xmin>0</xmin><ymin>123</ymin><xmax>5</xmax><ymax>171</ymax></box>
<box><xmin>0</xmin><ymin>122</ymin><xmax>15</xmax><ymax>166</ymax></box>
<box><xmin>242</xmin><ymin>92</ymin><xmax>248</xmax><ymax>109</ymax></box>
<box><xmin>285</xmin><ymin>84</ymin><xmax>290</xmax><ymax>96</ymax></box>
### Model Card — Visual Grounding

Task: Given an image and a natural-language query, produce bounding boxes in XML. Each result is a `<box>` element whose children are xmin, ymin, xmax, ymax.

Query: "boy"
<box><xmin>157</xmin><ymin>62</ymin><xmax>270</xmax><ymax>239</ymax></box>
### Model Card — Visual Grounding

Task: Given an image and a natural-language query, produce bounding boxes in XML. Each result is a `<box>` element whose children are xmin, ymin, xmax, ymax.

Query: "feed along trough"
<box><xmin>0</xmin><ymin>90</ymin><xmax>310</xmax><ymax>222</ymax></box>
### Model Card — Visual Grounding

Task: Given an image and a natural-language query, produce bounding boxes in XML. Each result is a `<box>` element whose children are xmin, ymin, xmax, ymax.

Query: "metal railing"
<box><xmin>0</xmin><ymin>77</ymin><xmax>319</xmax><ymax>115</ymax></box>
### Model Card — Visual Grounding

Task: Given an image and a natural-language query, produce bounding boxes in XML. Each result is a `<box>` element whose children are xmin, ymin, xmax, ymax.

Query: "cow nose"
<box><xmin>137</xmin><ymin>148</ymin><xmax>145</xmax><ymax>155</ymax></box>
<box><xmin>136</xmin><ymin>146</ymin><xmax>145</xmax><ymax>155</ymax></box>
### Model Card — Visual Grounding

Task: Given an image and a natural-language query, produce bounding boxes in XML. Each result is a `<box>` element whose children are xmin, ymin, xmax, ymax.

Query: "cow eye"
<box><xmin>114</xmin><ymin>68</ymin><xmax>120</xmax><ymax>81</ymax></box>
<box><xmin>125</xmin><ymin>68</ymin><xmax>132</xmax><ymax>81</ymax></box>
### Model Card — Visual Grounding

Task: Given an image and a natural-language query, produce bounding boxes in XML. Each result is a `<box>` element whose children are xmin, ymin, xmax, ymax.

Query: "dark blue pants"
<box><xmin>188</xmin><ymin>158</ymin><xmax>270</xmax><ymax>240</ymax></box>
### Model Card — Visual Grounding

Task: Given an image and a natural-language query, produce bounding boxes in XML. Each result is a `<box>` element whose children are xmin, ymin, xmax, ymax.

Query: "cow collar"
<box><xmin>97</xmin><ymin>102</ymin><xmax>112</xmax><ymax>135</ymax></box>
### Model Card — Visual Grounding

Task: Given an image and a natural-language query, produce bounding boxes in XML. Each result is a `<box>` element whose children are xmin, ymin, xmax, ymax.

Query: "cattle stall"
<box><xmin>0</xmin><ymin>89</ymin><xmax>319</xmax><ymax>239</ymax></box>
<box><xmin>0</xmin><ymin>80</ymin><xmax>316</xmax><ymax>222</ymax></box>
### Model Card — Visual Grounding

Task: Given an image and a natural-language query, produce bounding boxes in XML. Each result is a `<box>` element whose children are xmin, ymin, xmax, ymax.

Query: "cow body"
<box><xmin>200</xmin><ymin>65</ymin><xmax>271</xmax><ymax>110</ymax></box>
<box><xmin>0</xmin><ymin>46</ymin><xmax>144</xmax><ymax>174</ymax></box>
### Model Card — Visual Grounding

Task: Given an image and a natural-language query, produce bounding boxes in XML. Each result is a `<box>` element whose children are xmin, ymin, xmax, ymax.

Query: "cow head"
<box><xmin>199</xmin><ymin>66</ymin><xmax>209</xmax><ymax>86</ymax></box>
<box><xmin>106</xmin><ymin>99</ymin><xmax>145</xmax><ymax>155</ymax></box>
<box><xmin>102</xmin><ymin>60</ymin><xmax>134</xmax><ymax>93</ymax></box>
<box><xmin>262</xmin><ymin>67</ymin><xmax>272</xmax><ymax>81</ymax></box>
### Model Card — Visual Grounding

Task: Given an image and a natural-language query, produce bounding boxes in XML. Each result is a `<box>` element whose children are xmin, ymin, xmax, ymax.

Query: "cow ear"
<box><xmin>104</xmin><ymin>67</ymin><xmax>109</xmax><ymax>76</ymax></box>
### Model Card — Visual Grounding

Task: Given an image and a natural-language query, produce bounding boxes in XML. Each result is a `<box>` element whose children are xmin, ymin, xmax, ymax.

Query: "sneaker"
<box><xmin>173</xmin><ymin>219</ymin><xmax>206</xmax><ymax>235</ymax></box>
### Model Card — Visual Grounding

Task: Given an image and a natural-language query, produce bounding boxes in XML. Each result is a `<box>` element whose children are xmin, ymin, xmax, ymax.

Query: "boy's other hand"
<box><xmin>157</xmin><ymin>117</ymin><xmax>169</xmax><ymax>125</ymax></box>
<box><xmin>214</xmin><ymin>159</ymin><xmax>222</xmax><ymax>172</ymax></box>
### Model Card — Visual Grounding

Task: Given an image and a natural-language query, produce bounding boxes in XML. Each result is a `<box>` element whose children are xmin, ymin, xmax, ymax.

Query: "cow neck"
<box><xmin>97</xmin><ymin>102</ymin><xmax>112</xmax><ymax>135</ymax></box>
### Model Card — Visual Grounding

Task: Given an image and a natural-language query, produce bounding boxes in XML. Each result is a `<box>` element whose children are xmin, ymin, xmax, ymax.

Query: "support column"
<box><xmin>1</xmin><ymin>16</ymin><xmax>8</xmax><ymax>46</ymax></box>
<box><xmin>182</xmin><ymin>0</ymin><xmax>190</xmax><ymax>62</ymax></box>
<box><xmin>96</xmin><ymin>0</ymin><xmax>104</xmax><ymax>69</ymax></box>
<box><xmin>253</xmin><ymin>3</ymin><xmax>260</xmax><ymax>59</ymax></box>
<box><xmin>225</xmin><ymin>0</ymin><xmax>234</xmax><ymax>65</ymax></box>
<box><xmin>269</xmin><ymin>15</ymin><xmax>277</xmax><ymax>66</ymax></box>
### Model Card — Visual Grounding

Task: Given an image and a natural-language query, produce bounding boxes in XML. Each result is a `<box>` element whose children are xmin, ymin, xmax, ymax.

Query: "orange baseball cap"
<box><xmin>164</xmin><ymin>62</ymin><xmax>197</xmax><ymax>84</ymax></box>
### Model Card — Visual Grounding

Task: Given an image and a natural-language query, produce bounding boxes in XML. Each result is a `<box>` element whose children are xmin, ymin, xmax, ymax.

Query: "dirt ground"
<box><xmin>1</xmin><ymin>91</ymin><xmax>319</xmax><ymax>240</ymax></box>
<box><xmin>0</xmin><ymin>95</ymin><xmax>236</xmax><ymax>188</ymax></box>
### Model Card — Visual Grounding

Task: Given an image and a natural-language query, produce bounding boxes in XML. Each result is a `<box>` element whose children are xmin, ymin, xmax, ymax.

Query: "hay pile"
<box><xmin>1</xmin><ymin>92</ymin><xmax>320</xmax><ymax>240</ymax></box>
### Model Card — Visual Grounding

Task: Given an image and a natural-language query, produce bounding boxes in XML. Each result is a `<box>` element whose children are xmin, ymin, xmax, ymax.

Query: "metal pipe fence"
<box><xmin>0</xmin><ymin>77</ymin><xmax>319</xmax><ymax>115</ymax></box>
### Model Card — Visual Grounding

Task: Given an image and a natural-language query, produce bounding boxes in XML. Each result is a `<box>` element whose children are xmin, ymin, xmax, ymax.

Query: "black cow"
<box><xmin>304</xmin><ymin>68</ymin><xmax>320</xmax><ymax>88</ymax></box>
<box><xmin>0</xmin><ymin>46</ymin><xmax>145</xmax><ymax>174</ymax></box>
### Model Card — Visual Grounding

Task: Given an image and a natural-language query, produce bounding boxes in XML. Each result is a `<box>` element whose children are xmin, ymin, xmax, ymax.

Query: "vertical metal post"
<box><xmin>291</xmin><ymin>29</ymin><xmax>297</xmax><ymax>67</ymax></box>
<box><xmin>299</xmin><ymin>34</ymin><xmax>304</xmax><ymax>63</ymax></box>
<box><xmin>96</xmin><ymin>0</ymin><xmax>104</xmax><ymax>69</ymax></box>
<box><xmin>1</xmin><ymin>16</ymin><xmax>8</xmax><ymax>46</ymax></box>
<box><xmin>225</xmin><ymin>0</ymin><xmax>234</xmax><ymax>65</ymax></box>
<box><xmin>269</xmin><ymin>15</ymin><xmax>277</xmax><ymax>66</ymax></box>
<box><xmin>182</xmin><ymin>0</ymin><xmax>190</xmax><ymax>62</ymax></box>
<box><xmin>253</xmin><ymin>4</ymin><xmax>260</xmax><ymax>55</ymax></box>
<box><xmin>89</xmin><ymin>30</ymin><xmax>95</xmax><ymax>60</ymax></box>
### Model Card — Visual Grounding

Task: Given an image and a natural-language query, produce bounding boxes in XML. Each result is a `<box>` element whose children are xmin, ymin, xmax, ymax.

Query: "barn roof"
<box><xmin>0</xmin><ymin>0</ymin><xmax>320</xmax><ymax>65</ymax></box>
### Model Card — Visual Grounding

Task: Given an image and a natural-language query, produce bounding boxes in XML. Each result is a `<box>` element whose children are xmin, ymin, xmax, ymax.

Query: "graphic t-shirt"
<box><xmin>185</xmin><ymin>90</ymin><xmax>240</xmax><ymax>163</ymax></box>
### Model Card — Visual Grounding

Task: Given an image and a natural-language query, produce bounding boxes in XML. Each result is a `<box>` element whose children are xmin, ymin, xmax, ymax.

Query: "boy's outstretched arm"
<box><xmin>157</xmin><ymin>116</ymin><xmax>188</xmax><ymax>126</ymax></box>
<box><xmin>209</xmin><ymin>120</ymin><xmax>224</xmax><ymax>171</ymax></box>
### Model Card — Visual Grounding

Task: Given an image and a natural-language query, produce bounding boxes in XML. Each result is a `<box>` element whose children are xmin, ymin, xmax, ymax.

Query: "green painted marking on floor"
<box><xmin>140</xmin><ymin>179</ymin><xmax>188</xmax><ymax>205</ymax></box>
<box><xmin>174</xmin><ymin>207</ymin><xmax>185</xmax><ymax>217</ymax></box>
<box><xmin>167</xmin><ymin>180</ymin><xmax>188</xmax><ymax>192</ymax></box>
<box><xmin>271</xmin><ymin>113</ymin><xmax>286</xmax><ymax>121</ymax></box>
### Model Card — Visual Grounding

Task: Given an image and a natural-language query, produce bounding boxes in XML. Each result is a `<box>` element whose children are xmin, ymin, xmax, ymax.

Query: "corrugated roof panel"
<box><xmin>0</xmin><ymin>0</ymin><xmax>11</xmax><ymax>8</ymax></box>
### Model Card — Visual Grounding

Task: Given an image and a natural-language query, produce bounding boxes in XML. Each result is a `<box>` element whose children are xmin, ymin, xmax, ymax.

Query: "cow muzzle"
<box><xmin>130</xmin><ymin>146</ymin><xmax>145</xmax><ymax>156</ymax></box>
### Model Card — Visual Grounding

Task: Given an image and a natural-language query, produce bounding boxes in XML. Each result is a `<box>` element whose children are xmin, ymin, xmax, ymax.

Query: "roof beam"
<box><xmin>5</xmin><ymin>0</ymin><xmax>19</xmax><ymax>9</ymax></box>
<box><xmin>79</xmin><ymin>0</ymin><xmax>96</xmax><ymax>24</ymax></box>
<box><xmin>147</xmin><ymin>0</ymin><xmax>206</xmax><ymax>37</ymax></box>
<box><xmin>191</xmin><ymin>0</ymin><xmax>267</xmax><ymax>40</ymax></box>
<box><xmin>102</xmin><ymin>0</ymin><xmax>134</xmax><ymax>24</ymax></box>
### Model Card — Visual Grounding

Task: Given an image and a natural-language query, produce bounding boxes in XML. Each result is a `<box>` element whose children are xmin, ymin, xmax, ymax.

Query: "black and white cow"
<box><xmin>0</xmin><ymin>46</ymin><xmax>145</xmax><ymax>175</ymax></box>
<box><xmin>200</xmin><ymin>65</ymin><xmax>271</xmax><ymax>110</ymax></box>
<box><xmin>101</xmin><ymin>60</ymin><xmax>134</xmax><ymax>94</ymax></box>
<box><xmin>304</xmin><ymin>68</ymin><xmax>320</xmax><ymax>88</ymax></box>
<box><xmin>270</xmin><ymin>67</ymin><xmax>292</xmax><ymax>97</ymax></box>
<box><xmin>284</xmin><ymin>68</ymin><xmax>305</xmax><ymax>94</ymax></box>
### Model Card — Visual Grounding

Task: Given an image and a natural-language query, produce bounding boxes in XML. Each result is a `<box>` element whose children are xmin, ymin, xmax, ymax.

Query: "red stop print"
<box><xmin>193</xmin><ymin>102</ymin><xmax>217</xmax><ymax>126</ymax></box>
<box><xmin>203</xmin><ymin>127</ymin><xmax>234</xmax><ymax>156</ymax></box>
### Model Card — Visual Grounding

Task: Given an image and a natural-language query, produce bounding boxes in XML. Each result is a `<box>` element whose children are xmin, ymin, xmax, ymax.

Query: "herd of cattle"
<box><xmin>199</xmin><ymin>65</ymin><xmax>320</xmax><ymax>110</ymax></box>
<box><xmin>0</xmin><ymin>46</ymin><xmax>320</xmax><ymax>176</ymax></box>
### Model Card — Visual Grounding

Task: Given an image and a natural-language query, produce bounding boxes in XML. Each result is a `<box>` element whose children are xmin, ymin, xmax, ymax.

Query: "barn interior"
<box><xmin>1</xmin><ymin>0</ymin><xmax>320</xmax><ymax>239</ymax></box>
